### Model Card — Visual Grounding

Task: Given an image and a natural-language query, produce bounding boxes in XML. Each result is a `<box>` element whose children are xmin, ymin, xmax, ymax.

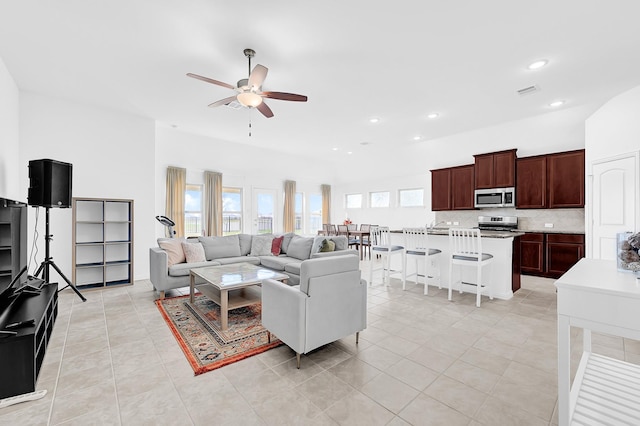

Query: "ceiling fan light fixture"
<box><xmin>237</xmin><ymin>92</ymin><xmax>263</xmax><ymax>107</ymax></box>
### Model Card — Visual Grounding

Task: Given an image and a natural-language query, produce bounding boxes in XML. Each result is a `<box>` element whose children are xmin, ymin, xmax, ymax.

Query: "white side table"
<box><xmin>555</xmin><ymin>258</ymin><xmax>640</xmax><ymax>425</ymax></box>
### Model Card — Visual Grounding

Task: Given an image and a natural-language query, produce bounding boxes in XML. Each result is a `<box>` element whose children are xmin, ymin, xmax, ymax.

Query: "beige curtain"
<box><xmin>321</xmin><ymin>184</ymin><xmax>331</xmax><ymax>224</ymax></box>
<box><xmin>283</xmin><ymin>180</ymin><xmax>296</xmax><ymax>233</ymax></box>
<box><xmin>204</xmin><ymin>171</ymin><xmax>223</xmax><ymax>236</ymax></box>
<box><xmin>165</xmin><ymin>166</ymin><xmax>186</xmax><ymax>237</ymax></box>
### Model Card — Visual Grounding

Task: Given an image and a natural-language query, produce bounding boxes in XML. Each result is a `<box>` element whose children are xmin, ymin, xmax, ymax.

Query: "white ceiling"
<box><xmin>2</xmin><ymin>1</ymin><xmax>640</xmax><ymax>180</ymax></box>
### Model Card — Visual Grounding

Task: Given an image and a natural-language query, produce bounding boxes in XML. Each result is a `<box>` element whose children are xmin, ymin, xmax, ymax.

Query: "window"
<box><xmin>345</xmin><ymin>193</ymin><xmax>363</xmax><ymax>209</ymax></box>
<box><xmin>399</xmin><ymin>188</ymin><xmax>424</xmax><ymax>207</ymax></box>
<box><xmin>222</xmin><ymin>187</ymin><xmax>243</xmax><ymax>235</ymax></box>
<box><xmin>185</xmin><ymin>184</ymin><xmax>203</xmax><ymax>237</ymax></box>
<box><xmin>370</xmin><ymin>191</ymin><xmax>390</xmax><ymax>208</ymax></box>
<box><xmin>295</xmin><ymin>192</ymin><xmax>303</xmax><ymax>234</ymax></box>
<box><xmin>309</xmin><ymin>193</ymin><xmax>322</xmax><ymax>233</ymax></box>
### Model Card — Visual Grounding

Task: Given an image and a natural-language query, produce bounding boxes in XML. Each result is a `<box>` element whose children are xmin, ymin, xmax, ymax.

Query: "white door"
<box><xmin>252</xmin><ymin>188</ymin><xmax>278</xmax><ymax>234</ymax></box>
<box><xmin>589</xmin><ymin>152</ymin><xmax>639</xmax><ymax>259</ymax></box>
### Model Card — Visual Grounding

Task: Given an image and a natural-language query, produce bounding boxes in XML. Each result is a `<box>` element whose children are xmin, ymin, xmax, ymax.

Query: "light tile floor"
<box><xmin>2</xmin><ymin>260</ymin><xmax>639</xmax><ymax>425</ymax></box>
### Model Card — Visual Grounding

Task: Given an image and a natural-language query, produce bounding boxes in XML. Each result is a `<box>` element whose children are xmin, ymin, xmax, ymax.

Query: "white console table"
<box><xmin>555</xmin><ymin>258</ymin><xmax>640</xmax><ymax>425</ymax></box>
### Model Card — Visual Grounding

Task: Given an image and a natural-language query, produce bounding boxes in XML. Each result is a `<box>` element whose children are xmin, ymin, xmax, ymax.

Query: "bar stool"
<box><xmin>402</xmin><ymin>227</ymin><xmax>442</xmax><ymax>295</ymax></box>
<box><xmin>369</xmin><ymin>226</ymin><xmax>404</xmax><ymax>287</ymax></box>
<box><xmin>448</xmin><ymin>228</ymin><xmax>494</xmax><ymax>307</ymax></box>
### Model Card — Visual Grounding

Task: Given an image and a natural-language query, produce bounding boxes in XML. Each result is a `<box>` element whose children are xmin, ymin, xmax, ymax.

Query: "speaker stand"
<box><xmin>33</xmin><ymin>207</ymin><xmax>86</xmax><ymax>302</ymax></box>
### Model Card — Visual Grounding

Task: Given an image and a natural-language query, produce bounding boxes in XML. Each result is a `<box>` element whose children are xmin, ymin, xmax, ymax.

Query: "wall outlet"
<box><xmin>544</xmin><ymin>223</ymin><xmax>554</xmax><ymax>228</ymax></box>
<box><xmin>453</xmin><ymin>221</ymin><xmax>460</xmax><ymax>225</ymax></box>
<box><xmin>446</xmin><ymin>221</ymin><xmax>452</xmax><ymax>225</ymax></box>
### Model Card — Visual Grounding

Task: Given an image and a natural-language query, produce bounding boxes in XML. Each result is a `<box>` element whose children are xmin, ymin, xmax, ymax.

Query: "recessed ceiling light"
<box><xmin>528</xmin><ymin>59</ymin><xmax>548</xmax><ymax>70</ymax></box>
<box><xmin>549</xmin><ymin>100</ymin><xmax>565</xmax><ymax>107</ymax></box>
<box><xmin>427</xmin><ymin>113</ymin><xmax>439</xmax><ymax>119</ymax></box>
<box><xmin>369</xmin><ymin>117</ymin><xmax>380</xmax><ymax>123</ymax></box>
<box><xmin>360</xmin><ymin>142</ymin><xmax>371</xmax><ymax>146</ymax></box>
<box><xmin>347</xmin><ymin>151</ymin><xmax>353</xmax><ymax>155</ymax></box>
<box><xmin>332</xmin><ymin>147</ymin><xmax>339</xmax><ymax>151</ymax></box>
<box><xmin>413</xmin><ymin>136</ymin><xmax>422</xmax><ymax>141</ymax></box>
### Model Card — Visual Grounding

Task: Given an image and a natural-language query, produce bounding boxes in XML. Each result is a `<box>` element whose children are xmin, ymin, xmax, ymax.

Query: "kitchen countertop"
<box><xmin>390</xmin><ymin>229</ymin><xmax>524</xmax><ymax>239</ymax></box>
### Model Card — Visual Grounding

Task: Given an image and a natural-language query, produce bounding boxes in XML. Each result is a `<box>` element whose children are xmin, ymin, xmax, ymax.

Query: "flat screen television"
<box><xmin>0</xmin><ymin>197</ymin><xmax>28</xmax><ymax>307</ymax></box>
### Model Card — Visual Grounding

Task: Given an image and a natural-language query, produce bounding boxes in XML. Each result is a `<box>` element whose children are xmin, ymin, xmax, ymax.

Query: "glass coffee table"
<box><xmin>189</xmin><ymin>263</ymin><xmax>289</xmax><ymax>330</ymax></box>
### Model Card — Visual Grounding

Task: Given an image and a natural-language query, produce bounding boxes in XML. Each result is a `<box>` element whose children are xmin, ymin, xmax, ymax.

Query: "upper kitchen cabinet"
<box><xmin>431</xmin><ymin>164</ymin><xmax>475</xmax><ymax>211</ymax></box>
<box><xmin>547</xmin><ymin>150</ymin><xmax>585</xmax><ymax>208</ymax></box>
<box><xmin>474</xmin><ymin>149</ymin><xmax>517</xmax><ymax>189</ymax></box>
<box><xmin>516</xmin><ymin>149</ymin><xmax>585</xmax><ymax>209</ymax></box>
<box><xmin>516</xmin><ymin>155</ymin><xmax>547</xmax><ymax>208</ymax></box>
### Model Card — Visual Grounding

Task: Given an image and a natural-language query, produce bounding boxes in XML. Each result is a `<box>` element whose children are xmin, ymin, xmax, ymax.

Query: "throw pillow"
<box><xmin>287</xmin><ymin>236</ymin><xmax>314</xmax><ymax>260</ymax></box>
<box><xmin>320</xmin><ymin>239</ymin><xmax>336</xmax><ymax>252</ymax></box>
<box><xmin>158</xmin><ymin>238</ymin><xmax>186</xmax><ymax>266</ymax></box>
<box><xmin>250</xmin><ymin>235</ymin><xmax>275</xmax><ymax>256</ymax></box>
<box><xmin>182</xmin><ymin>242</ymin><xmax>206</xmax><ymax>263</ymax></box>
<box><xmin>198</xmin><ymin>235</ymin><xmax>241</xmax><ymax>260</ymax></box>
<box><xmin>271</xmin><ymin>235</ymin><xmax>284</xmax><ymax>255</ymax></box>
<box><xmin>281</xmin><ymin>232</ymin><xmax>296</xmax><ymax>254</ymax></box>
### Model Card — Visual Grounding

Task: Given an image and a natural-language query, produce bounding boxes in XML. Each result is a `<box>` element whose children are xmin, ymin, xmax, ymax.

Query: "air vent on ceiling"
<box><xmin>517</xmin><ymin>85</ymin><xmax>540</xmax><ymax>96</ymax></box>
<box><xmin>225</xmin><ymin>100</ymin><xmax>243</xmax><ymax>110</ymax></box>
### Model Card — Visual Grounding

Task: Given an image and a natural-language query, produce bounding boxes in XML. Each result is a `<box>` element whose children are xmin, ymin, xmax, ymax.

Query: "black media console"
<box><xmin>0</xmin><ymin>282</ymin><xmax>58</xmax><ymax>399</ymax></box>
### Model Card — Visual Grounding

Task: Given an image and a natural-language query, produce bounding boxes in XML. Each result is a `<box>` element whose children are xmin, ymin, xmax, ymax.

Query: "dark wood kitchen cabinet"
<box><xmin>520</xmin><ymin>232</ymin><xmax>584</xmax><ymax>278</ymax></box>
<box><xmin>431</xmin><ymin>165</ymin><xmax>475</xmax><ymax>211</ymax></box>
<box><xmin>546</xmin><ymin>233</ymin><xmax>585</xmax><ymax>277</ymax></box>
<box><xmin>516</xmin><ymin>155</ymin><xmax>547</xmax><ymax>209</ymax></box>
<box><xmin>547</xmin><ymin>150</ymin><xmax>585</xmax><ymax>208</ymax></box>
<box><xmin>474</xmin><ymin>149</ymin><xmax>517</xmax><ymax>189</ymax></box>
<box><xmin>520</xmin><ymin>232</ymin><xmax>545</xmax><ymax>275</ymax></box>
<box><xmin>516</xmin><ymin>149</ymin><xmax>584</xmax><ymax>209</ymax></box>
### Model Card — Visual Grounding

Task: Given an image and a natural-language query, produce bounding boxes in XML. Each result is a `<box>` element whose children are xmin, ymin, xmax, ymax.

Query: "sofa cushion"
<box><xmin>281</xmin><ymin>232</ymin><xmax>296</xmax><ymax>254</ymax></box>
<box><xmin>251</xmin><ymin>235</ymin><xmax>274</xmax><ymax>256</ymax></box>
<box><xmin>271</xmin><ymin>236</ymin><xmax>284</xmax><ymax>255</ymax></box>
<box><xmin>168</xmin><ymin>260</ymin><xmax>220</xmax><ymax>277</ymax></box>
<box><xmin>259</xmin><ymin>255</ymin><xmax>299</xmax><ymax>271</ymax></box>
<box><xmin>319</xmin><ymin>239</ymin><xmax>336</xmax><ymax>252</ymax></box>
<box><xmin>182</xmin><ymin>242</ymin><xmax>206</xmax><ymax>263</ymax></box>
<box><xmin>216</xmin><ymin>256</ymin><xmax>261</xmax><ymax>266</ymax></box>
<box><xmin>287</xmin><ymin>236</ymin><xmax>314</xmax><ymax>260</ymax></box>
<box><xmin>238</xmin><ymin>234</ymin><xmax>253</xmax><ymax>256</ymax></box>
<box><xmin>158</xmin><ymin>238</ymin><xmax>186</xmax><ymax>267</ymax></box>
<box><xmin>199</xmin><ymin>235</ymin><xmax>241</xmax><ymax>260</ymax></box>
<box><xmin>284</xmin><ymin>262</ymin><xmax>302</xmax><ymax>276</ymax></box>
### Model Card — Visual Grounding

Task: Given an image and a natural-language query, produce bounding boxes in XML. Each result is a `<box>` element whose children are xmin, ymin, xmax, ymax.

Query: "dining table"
<box><xmin>347</xmin><ymin>229</ymin><xmax>370</xmax><ymax>260</ymax></box>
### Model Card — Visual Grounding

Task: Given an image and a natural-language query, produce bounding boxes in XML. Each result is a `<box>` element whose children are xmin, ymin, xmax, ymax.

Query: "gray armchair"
<box><xmin>261</xmin><ymin>255</ymin><xmax>367</xmax><ymax>368</ymax></box>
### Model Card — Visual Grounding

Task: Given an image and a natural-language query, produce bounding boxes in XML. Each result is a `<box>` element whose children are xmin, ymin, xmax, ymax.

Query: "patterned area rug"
<box><xmin>155</xmin><ymin>294</ymin><xmax>281</xmax><ymax>375</ymax></box>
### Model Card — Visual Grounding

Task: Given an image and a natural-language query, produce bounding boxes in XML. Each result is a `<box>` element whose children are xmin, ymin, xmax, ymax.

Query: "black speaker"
<box><xmin>28</xmin><ymin>159</ymin><xmax>73</xmax><ymax>208</ymax></box>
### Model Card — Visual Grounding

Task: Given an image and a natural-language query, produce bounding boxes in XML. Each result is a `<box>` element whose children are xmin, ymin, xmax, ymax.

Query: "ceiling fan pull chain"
<box><xmin>249</xmin><ymin>114</ymin><xmax>252</xmax><ymax>137</ymax></box>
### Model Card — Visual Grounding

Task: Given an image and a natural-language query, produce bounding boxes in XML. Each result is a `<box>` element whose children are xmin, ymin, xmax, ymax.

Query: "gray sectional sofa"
<box><xmin>149</xmin><ymin>233</ymin><xmax>357</xmax><ymax>298</ymax></box>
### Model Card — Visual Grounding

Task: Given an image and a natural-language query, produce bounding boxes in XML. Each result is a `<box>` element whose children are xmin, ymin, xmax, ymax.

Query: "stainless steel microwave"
<box><xmin>474</xmin><ymin>187</ymin><xmax>515</xmax><ymax>208</ymax></box>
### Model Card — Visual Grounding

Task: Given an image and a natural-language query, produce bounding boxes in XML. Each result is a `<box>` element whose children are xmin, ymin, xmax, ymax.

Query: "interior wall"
<box><xmin>154</xmin><ymin>125</ymin><xmax>334</xmax><ymax>237</ymax></box>
<box><xmin>19</xmin><ymin>92</ymin><xmax>156</xmax><ymax>282</ymax></box>
<box><xmin>333</xmin><ymin>105</ymin><xmax>592</xmax><ymax>229</ymax></box>
<box><xmin>0</xmin><ymin>56</ymin><xmax>20</xmax><ymax>200</ymax></box>
<box><xmin>585</xmin><ymin>84</ymin><xmax>640</xmax><ymax>254</ymax></box>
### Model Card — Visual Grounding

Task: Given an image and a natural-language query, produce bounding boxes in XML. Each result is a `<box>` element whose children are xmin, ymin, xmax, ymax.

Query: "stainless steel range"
<box><xmin>477</xmin><ymin>215</ymin><xmax>518</xmax><ymax>231</ymax></box>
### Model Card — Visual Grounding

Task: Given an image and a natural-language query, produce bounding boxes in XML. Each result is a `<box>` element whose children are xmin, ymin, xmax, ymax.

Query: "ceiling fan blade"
<box><xmin>208</xmin><ymin>96</ymin><xmax>237</xmax><ymax>108</ymax></box>
<box><xmin>262</xmin><ymin>91</ymin><xmax>308</xmax><ymax>102</ymax></box>
<box><xmin>248</xmin><ymin>64</ymin><xmax>268</xmax><ymax>89</ymax></box>
<box><xmin>186</xmin><ymin>73</ymin><xmax>236</xmax><ymax>90</ymax></box>
<box><xmin>256</xmin><ymin>101</ymin><xmax>274</xmax><ymax>118</ymax></box>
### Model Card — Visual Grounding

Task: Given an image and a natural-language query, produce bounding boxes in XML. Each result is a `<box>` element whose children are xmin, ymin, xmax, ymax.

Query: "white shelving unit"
<box><xmin>72</xmin><ymin>198</ymin><xmax>133</xmax><ymax>289</ymax></box>
<box><xmin>555</xmin><ymin>258</ymin><xmax>640</xmax><ymax>425</ymax></box>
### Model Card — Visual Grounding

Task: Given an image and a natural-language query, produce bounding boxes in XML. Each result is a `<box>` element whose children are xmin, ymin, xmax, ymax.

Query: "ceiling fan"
<box><xmin>187</xmin><ymin>48</ymin><xmax>307</xmax><ymax>118</ymax></box>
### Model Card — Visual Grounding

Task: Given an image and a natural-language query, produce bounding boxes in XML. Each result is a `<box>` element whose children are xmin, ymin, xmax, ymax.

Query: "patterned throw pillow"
<box><xmin>182</xmin><ymin>242</ymin><xmax>206</xmax><ymax>263</ymax></box>
<box><xmin>319</xmin><ymin>239</ymin><xmax>336</xmax><ymax>252</ymax></box>
<box><xmin>250</xmin><ymin>235</ymin><xmax>275</xmax><ymax>256</ymax></box>
<box><xmin>158</xmin><ymin>238</ymin><xmax>186</xmax><ymax>266</ymax></box>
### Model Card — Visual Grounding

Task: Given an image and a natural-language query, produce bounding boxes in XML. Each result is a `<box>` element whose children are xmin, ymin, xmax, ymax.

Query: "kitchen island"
<box><xmin>389</xmin><ymin>229</ymin><xmax>523</xmax><ymax>300</ymax></box>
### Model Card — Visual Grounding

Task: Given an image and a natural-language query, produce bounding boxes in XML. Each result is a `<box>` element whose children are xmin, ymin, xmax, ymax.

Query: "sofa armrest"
<box><xmin>149</xmin><ymin>247</ymin><xmax>168</xmax><ymax>290</ymax></box>
<box><xmin>261</xmin><ymin>279</ymin><xmax>306</xmax><ymax>354</ymax></box>
<box><xmin>311</xmin><ymin>249</ymin><xmax>359</xmax><ymax>259</ymax></box>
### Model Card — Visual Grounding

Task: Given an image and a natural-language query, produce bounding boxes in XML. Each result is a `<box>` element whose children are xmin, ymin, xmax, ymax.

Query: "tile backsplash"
<box><xmin>435</xmin><ymin>208</ymin><xmax>585</xmax><ymax>233</ymax></box>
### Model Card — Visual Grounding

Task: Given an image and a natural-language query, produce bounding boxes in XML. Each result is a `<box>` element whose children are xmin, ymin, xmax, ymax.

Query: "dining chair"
<box><xmin>329</xmin><ymin>224</ymin><xmax>337</xmax><ymax>236</ymax></box>
<box><xmin>358</xmin><ymin>224</ymin><xmax>372</xmax><ymax>259</ymax></box>
<box><xmin>402</xmin><ymin>227</ymin><xmax>442</xmax><ymax>295</ymax></box>
<box><xmin>448</xmin><ymin>228</ymin><xmax>494</xmax><ymax>307</ymax></box>
<box><xmin>369</xmin><ymin>226</ymin><xmax>404</xmax><ymax>287</ymax></box>
<box><xmin>339</xmin><ymin>224</ymin><xmax>358</xmax><ymax>249</ymax></box>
